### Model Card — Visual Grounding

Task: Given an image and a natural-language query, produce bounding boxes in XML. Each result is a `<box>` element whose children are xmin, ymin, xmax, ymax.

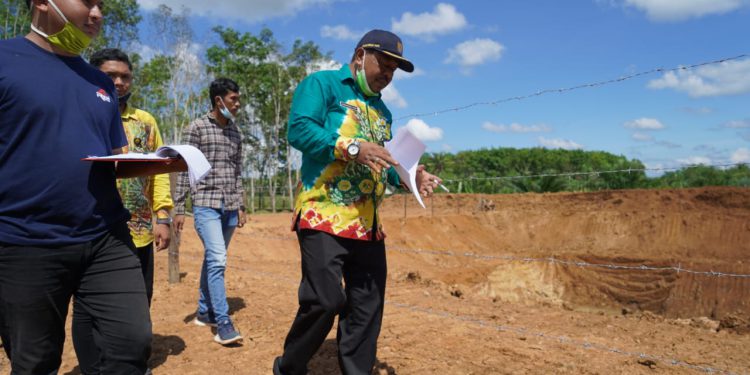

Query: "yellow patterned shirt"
<box><xmin>118</xmin><ymin>106</ymin><xmax>173</xmax><ymax>248</ymax></box>
<box><xmin>288</xmin><ymin>64</ymin><xmax>401</xmax><ymax>241</ymax></box>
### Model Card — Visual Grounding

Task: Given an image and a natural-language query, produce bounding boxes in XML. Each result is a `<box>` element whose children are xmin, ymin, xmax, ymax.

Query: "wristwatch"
<box><xmin>347</xmin><ymin>140</ymin><xmax>361</xmax><ymax>160</ymax></box>
<box><xmin>156</xmin><ymin>217</ymin><xmax>172</xmax><ymax>226</ymax></box>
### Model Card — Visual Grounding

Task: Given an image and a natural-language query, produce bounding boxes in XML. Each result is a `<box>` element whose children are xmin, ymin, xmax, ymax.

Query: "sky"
<box><xmin>134</xmin><ymin>0</ymin><xmax>750</xmax><ymax>172</ymax></box>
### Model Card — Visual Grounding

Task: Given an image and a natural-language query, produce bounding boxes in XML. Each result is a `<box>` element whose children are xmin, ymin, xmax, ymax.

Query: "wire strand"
<box><xmin>395</xmin><ymin>54</ymin><xmax>749</xmax><ymax>121</ymax></box>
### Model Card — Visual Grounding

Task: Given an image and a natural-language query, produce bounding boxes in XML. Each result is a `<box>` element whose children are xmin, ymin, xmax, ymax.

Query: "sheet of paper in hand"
<box><xmin>385</xmin><ymin>127</ymin><xmax>426</xmax><ymax>208</ymax></box>
<box><xmin>83</xmin><ymin>145</ymin><xmax>211</xmax><ymax>188</ymax></box>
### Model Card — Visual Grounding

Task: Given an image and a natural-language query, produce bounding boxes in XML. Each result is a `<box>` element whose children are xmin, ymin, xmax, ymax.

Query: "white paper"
<box><xmin>157</xmin><ymin>145</ymin><xmax>211</xmax><ymax>188</ymax></box>
<box><xmin>385</xmin><ymin>128</ymin><xmax>426</xmax><ymax>208</ymax></box>
<box><xmin>84</xmin><ymin>145</ymin><xmax>211</xmax><ymax>188</ymax></box>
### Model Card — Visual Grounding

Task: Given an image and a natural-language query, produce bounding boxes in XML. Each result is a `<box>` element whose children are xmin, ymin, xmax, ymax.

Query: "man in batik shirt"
<box><xmin>274</xmin><ymin>30</ymin><xmax>442</xmax><ymax>375</ymax></box>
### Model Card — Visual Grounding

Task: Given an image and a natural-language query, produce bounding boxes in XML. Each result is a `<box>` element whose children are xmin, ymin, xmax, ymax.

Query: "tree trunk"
<box><xmin>249</xmin><ymin>178</ymin><xmax>255</xmax><ymax>213</ymax></box>
<box><xmin>168</xmin><ymin>173</ymin><xmax>180</xmax><ymax>284</ymax></box>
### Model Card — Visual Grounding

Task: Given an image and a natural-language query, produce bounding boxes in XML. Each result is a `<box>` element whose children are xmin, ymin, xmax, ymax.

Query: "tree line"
<box><xmin>420</xmin><ymin>148</ymin><xmax>750</xmax><ymax>193</ymax></box>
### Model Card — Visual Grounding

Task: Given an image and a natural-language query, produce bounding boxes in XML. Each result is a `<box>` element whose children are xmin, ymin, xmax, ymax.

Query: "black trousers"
<box><xmin>0</xmin><ymin>223</ymin><xmax>152</xmax><ymax>375</ymax></box>
<box><xmin>72</xmin><ymin>242</ymin><xmax>154</xmax><ymax>374</ymax></box>
<box><xmin>276</xmin><ymin>229</ymin><xmax>387</xmax><ymax>375</ymax></box>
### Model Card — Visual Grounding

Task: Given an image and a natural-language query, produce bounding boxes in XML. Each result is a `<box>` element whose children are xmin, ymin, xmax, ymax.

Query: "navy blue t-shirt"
<box><xmin>0</xmin><ymin>37</ymin><xmax>129</xmax><ymax>246</ymax></box>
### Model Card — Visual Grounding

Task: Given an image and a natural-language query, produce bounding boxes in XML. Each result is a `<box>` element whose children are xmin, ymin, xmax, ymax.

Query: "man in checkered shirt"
<box><xmin>174</xmin><ymin>77</ymin><xmax>247</xmax><ymax>346</ymax></box>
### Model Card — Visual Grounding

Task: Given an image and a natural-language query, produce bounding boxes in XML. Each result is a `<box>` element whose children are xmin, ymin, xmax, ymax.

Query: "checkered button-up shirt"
<box><xmin>174</xmin><ymin>113</ymin><xmax>244</xmax><ymax>214</ymax></box>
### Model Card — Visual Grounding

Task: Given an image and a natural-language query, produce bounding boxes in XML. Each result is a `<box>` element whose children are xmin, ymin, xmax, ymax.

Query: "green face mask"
<box><xmin>30</xmin><ymin>0</ymin><xmax>92</xmax><ymax>55</ymax></box>
<box><xmin>356</xmin><ymin>51</ymin><xmax>378</xmax><ymax>97</ymax></box>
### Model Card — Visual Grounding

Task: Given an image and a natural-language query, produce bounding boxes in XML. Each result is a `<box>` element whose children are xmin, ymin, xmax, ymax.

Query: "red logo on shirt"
<box><xmin>96</xmin><ymin>89</ymin><xmax>111</xmax><ymax>103</ymax></box>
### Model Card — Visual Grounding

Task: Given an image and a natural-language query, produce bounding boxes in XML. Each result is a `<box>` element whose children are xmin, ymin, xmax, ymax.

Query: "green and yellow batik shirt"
<box><xmin>289</xmin><ymin>64</ymin><xmax>401</xmax><ymax>241</ymax></box>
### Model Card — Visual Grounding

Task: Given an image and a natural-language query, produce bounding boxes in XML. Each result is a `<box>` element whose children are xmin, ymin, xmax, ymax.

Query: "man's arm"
<box><xmin>150</xmin><ymin>121</ymin><xmax>173</xmax><ymax>250</ymax></box>
<box><xmin>287</xmin><ymin>76</ymin><xmax>353</xmax><ymax>164</ymax></box>
<box><xmin>235</xmin><ymin>135</ymin><xmax>247</xmax><ymax>228</ymax></box>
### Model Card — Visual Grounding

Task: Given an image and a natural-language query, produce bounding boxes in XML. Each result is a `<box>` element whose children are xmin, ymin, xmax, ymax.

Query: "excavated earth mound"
<box><xmin>3</xmin><ymin>187</ymin><xmax>748</xmax><ymax>374</ymax></box>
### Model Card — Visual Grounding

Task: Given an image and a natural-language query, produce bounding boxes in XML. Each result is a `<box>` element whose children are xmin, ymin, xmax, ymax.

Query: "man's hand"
<box><xmin>355</xmin><ymin>141</ymin><xmax>399</xmax><ymax>173</ymax></box>
<box><xmin>238</xmin><ymin>210</ymin><xmax>247</xmax><ymax>228</ymax></box>
<box><xmin>154</xmin><ymin>223</ymin><xmax>171</xmax><ymax>251</ymax></box>
<box><xmin>174</xmin><ymin>214</ymin><xmax>186</xmax><ymax>233</ymax></box>
<box><xmin>415</xmin><ymin>165</ymin><xmax>441</xmax><ymax>197</ymax></box>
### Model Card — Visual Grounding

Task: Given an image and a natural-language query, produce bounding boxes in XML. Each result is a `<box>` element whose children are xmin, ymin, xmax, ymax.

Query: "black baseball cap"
<box><xmin>356</xmin><ymin>29</ymin><xmax>414</xmax><ymax>73</ymax></box>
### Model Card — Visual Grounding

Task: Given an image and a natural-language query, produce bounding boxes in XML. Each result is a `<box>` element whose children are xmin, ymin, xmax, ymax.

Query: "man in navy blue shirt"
<box><xmin>0</xmin><ymin>1</ymin><xmax>185</xmax><ymax>373</ymax></box>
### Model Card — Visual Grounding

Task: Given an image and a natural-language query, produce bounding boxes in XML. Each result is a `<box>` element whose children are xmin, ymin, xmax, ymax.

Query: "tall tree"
<box><xmin>1</xmin><ymin>0</ymin><xmax>29</xmax><ymax>39</ymax></box>
<box><xmin>86</xmin><ymin>0</ymin><xmax>141</xmax><ymax>53</ymax></box>
<box><xmin>141</xmin><ymin>4</ymin><xmax>207</xmax><ymax>143</ymax></box>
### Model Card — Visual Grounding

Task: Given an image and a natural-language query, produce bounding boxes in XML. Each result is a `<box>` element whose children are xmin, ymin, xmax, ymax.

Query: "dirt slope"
<box><xmin>2</xmin><ymin>187</ymin><xmax>749</xmax><ymax>374</ymax></box>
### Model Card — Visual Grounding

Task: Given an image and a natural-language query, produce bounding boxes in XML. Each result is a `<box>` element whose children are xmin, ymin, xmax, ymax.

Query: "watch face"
<box><xmin>347</xmin><ymin>143</ymin><xmax>359</xmax><ymax>156</ymax></box>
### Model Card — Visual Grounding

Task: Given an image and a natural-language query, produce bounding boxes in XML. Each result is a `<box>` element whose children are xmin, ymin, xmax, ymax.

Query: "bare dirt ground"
<box><xmin>3</xmin><ymin>187</ymin><xmax>750</xmax><ymax>374</ymax></box>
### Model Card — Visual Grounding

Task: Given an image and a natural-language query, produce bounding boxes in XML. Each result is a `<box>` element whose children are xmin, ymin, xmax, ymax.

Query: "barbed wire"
<box><xmin>175</xmin><ymin>251</ymin><xmax>741</xmax><ymax>374</ymax></box>
<box><xmin>232</xmin><ymin>232</ymin><xmax>750</xmax><ymax>279</ymax></box>
<box><xmin>441</xmin><ymin>163</ymin><xmax>747</xmax><ymax>183</ymax></box>
<box><xmin>394</xmin><ymin>54</ymin><xmax>749</xmax><ymax>121</ymax></box>
<box><xmin>389</xmin><ymin>247</ymin><xmax>750</xmax><ymax>279</ymax></box>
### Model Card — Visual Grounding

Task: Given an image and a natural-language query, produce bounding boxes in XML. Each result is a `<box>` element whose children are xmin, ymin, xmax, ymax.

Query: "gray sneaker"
<box><xmin>193</xmin><ymin>310</ymin><xmax>217</xmax><ymax>327</ymax></box>
<box><xmin>214</xmin><ymin>319</ymin><xmax>243</xmax><ymax>345</ymax></box>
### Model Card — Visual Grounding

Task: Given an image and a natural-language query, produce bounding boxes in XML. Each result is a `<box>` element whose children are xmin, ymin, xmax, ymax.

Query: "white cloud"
<box><xmin>132</xmin><ymin>42</ymin><xmax>159</xmax><ymax>62</ymax></box>
<box><xmin>381</xmin><ymin>84</ymin><xmax>407</xmax><ymax>108</ymax></box>
<box><xmin>538</xmin><ymin>137</ymin><xmax>583</xmax><ymax>150</ymax></box>
<box><xmin>391</xmin><ymin>3</ymin><xmax>467</xmax><ymax>39</ymax></box>
<box><xmin>441</xmin><ymin>144</ymin><xmax>453</xmax><ymax>152</ymax></box>
<box><xmin>137</xmin><ymin>0</ymin><xmax>340</xmax><ymax>23</ymax></box>
<box><xmin>632</xmin><ymin>132</ymin><xmax>653</xmax><ymax>141</ymax></box>
<box><xmin>320</xmin><ymin>25</ymin><xmax>362</xmax><ymax>41</ymax></box>
<box><xmin>731</xmin><ymin>148</ymin><xmax>750</xmax><ymax>163</ymax></box>
<box><xmin>445</xmin><ymin>38</ymin><xmax>505</xmax><ymax>68</ymax></box>
<box><xmin>722</xmin><ymin>119</ymin><xmax>750</xmax><ymax>128</ymax></box>
<box><xmin>677</xmin><ymin>156</ymin><xmax>712</xmax><ymax>165</ymax></box>
<box><xmin>623</xmin><ymin>0</ymin><xmax>748</xmax><ymax>21</ymax></box>
<box><xmin>482</xmin><ymin>122</ymin><xmax>551</xmax><ymax>133</ymax></box>
<box><xmin>647</xmin><ymin>58</ymin><xmax>750</xmax><ymax>97</ymax></box>
<box><xmin>394</xmin><ymin>67</ymin><xmax>425</xmax><ymax>81</ymax></box>
<box><xmin>624</xmin><ymin>117</ymin><xmax>665</xmax><ymax>130</ymax></box>
<box><xmin>307</xmin><ymin>59</ymin><xmax>342</xmax><ymax>74</ymax></box>
<box><xmin>402</xmin><ymin>118</ymin><xmax>444</xmax><ymax>141</ymax></box>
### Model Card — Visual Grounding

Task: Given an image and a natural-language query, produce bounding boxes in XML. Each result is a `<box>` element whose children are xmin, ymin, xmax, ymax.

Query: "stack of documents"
<box><xmin>83</xmin><ymin>145</ymin><xmax>211</xmax><ymax>188</ymax></box>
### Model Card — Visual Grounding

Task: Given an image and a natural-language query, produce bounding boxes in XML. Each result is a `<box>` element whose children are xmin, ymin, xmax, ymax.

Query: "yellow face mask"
<box><xmin>30</xmin><ymin>0</ymin><xmax>92</xmax><ymax>55</ymax></box>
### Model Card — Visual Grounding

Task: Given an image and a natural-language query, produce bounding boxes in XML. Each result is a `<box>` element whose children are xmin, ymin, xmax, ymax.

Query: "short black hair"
<box><xmin>89</xmin><ymin>48</ymin><xmax>133</xmax><ymax>71</ymax></box>
<box><xmin>209</xmin><ymin>78</ymin><xmax>240</xmax><ymax>108</ymax></box>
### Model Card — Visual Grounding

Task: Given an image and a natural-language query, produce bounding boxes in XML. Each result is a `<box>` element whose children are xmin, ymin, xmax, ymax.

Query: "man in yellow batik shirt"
<box><xmin>70</xmin><ymin>48</ymin><xmax>174</xmax><ymax>374</ymax></box>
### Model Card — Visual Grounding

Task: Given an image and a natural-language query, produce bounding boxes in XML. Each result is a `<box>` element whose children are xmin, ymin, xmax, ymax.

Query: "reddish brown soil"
<box><xmin>3</xmin><ymin>187</ymin><xmax>750</xmax><ymax>374</ymax></box>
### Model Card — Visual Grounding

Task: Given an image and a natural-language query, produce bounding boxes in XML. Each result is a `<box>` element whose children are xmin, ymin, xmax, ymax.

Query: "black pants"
<box><xmin>0</xmin><ymin>223</ymin><xmax>152</xmax><ymax>375</ymax></box>
<box><xmin>276</xmin><ymin>229</ymin><xmax>387</xmax><ymax>375</ymax></box>
<box><xmin>72</xmin><ymin>243</ymin><xmax>154</xmax><ymax>374</ymax></box>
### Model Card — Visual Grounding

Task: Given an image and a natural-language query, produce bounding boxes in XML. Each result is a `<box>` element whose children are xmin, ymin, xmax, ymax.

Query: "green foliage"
<box><xmin>130</xmin><ymin>54</ymin><xmax>172</xmax><ymax>124</ymax></box>
<box><xmin>87</xmin><ymin>0</ymin><xmax>141</xmax><ymax>52</ymax></box>
<box><xmin>653</xmin><ymin>164</ymin><xmax>750</xmax><ymax>188</ymax></box>
<box><xmin>1</xmin><ymin>0</ymin><xmax>29</xmax><ymax>38</ymax></box>
<box><xmin>421</xmin><ymin>148</ymin><xmax>749</xmax><ymax>193</ymax></box>
<box><xmin>421</xmin><ymin>148</ymin><xmax>647</xmax><ymax>193</ymax></box>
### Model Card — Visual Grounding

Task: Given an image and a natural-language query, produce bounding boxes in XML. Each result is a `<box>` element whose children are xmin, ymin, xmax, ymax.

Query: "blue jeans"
<box><xmin>193</xmin><ymin>205</ymin><xmax>238</xmax><ymax>323</ymax></box>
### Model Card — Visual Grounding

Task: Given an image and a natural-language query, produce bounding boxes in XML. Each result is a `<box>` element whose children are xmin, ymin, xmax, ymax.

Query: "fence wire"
<box><xmin>235</xmin><ymin>232</ymin><xmax>750</xmax><ymax>279</ymax></box>
<box><xmin>395</xmin><ymin>54</ymin><xmax>749</xmax><ymax>121</ymax></box>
